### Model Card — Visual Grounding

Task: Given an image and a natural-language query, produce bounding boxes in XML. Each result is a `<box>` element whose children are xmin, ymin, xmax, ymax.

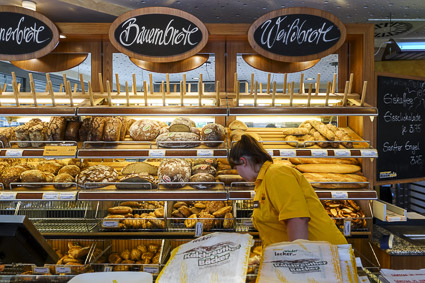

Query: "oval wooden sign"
<box><xmin>11</xmin><ymin>53</ymin><xmax>88</xmax><ymax>73</ymax></box>
<box><xmin>0</xmin><ymin>6</ymin><xmax>59</xmax><ymax>61</ymax></box>
<box><xmin>242</xmin><ymin>54</ymin><xmax>319</xmax><ymax>73</ymax></box>
<box><xmin>248</xmin><ymin>7</ymin><xmax>346</xmax><ymax>62</ymax></box>
<box><xmin>130</xmin><ymin>54</ymin><xmax>209</xmax><ymax>73</ymax></box>
<box><xmin>109</xmin><ymin>7</ymin><xmax>208</xmax><ymax>63</ymax></box>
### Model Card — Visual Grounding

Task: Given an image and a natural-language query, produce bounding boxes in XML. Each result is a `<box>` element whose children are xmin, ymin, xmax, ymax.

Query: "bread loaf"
<box><xmin>54</xmin><ymin>173</ymin><xmax>74</xmax><ymax>189</ymax></box>
<box><xmin>169</xmin><ymin>117</ymin><xmax>195</xmax><ymax>132</ymax></box>
<box><xmin>87</xmin><ymin>117</ymin><xmax>106</xmax><ymax>141</ymax></box>
<box><xmin>282</xmin><ymin>128</ymin><xmax>309</xmax><ymax>136</ymax></box>
<box><xmin>0</xmin><ymin>127</ymin><xmax>15</xmax><ymax>148</ymax></box>
<box><xmin>201</xmin><ymin>123</ymin><xmax>225</xmax><ymax>147</ymax></box>
<box><xmin>108</xmin><ymin>206</ymin><xmax>133</xmax><ymax>214</ymax></box>
<box><xmin>77</xmin><ymin>165</ymin><xmax>119</xmax><ymax>187</ymax></box>
<box><xmin>192</xmin><ymin>164</ymin><xmax>217</xmax><ymax>176</ymax></box>
<box><xmin>116</xmin><ymin>173</ymin><xmax>158</xmax><ymax>190</ymax></box>
<box><xmin>309</xmin><ymin>120</ymin><xmax>335</xmax><ymax>141</ymax></box>
<box><xmin>303</xmin><ymin>172</ymin><xmax>368</xmax><ymax>189</ymax></box>
<box><xmin>231</xmin><ymin>131</ymin><xmax>261</xmax><ymax>142</ymax></box>
<box><xmin>28</xmin><ymin>122</ymin><xmax>48</xmax><ymax>147</ymax></box>
<box><xmin>129</xmin><ymin>119</ymin><xmax>161</xmax><ymax>141</ymax></box>
<box><xmin>47</xmin><ymin>117</ymin><xmax>67</xmax><ymax>141</ymax></box>
<box><xmin>20</xmin><ymin>170</ymin><xmax>46</xmax><ymax>183</ymax></box>
<box><xmin>158</xmin><ymin>159</ymin><xmax>191</xmax><ymax>188</ymax></box>
<box><xmin>296</xmin><ymin>164</ymin><xmax>361</xmax><ymax>174</ymax></box>
<box><xmin>121</xmin><ymin>162</ymin><xmax>158</xmax><ymax>176</ymax></box>
<box><xmin>103</xmin><ymin>117</ymin><xmax>122</xmax><ymax>141</ymax></box>
<box><xmin>36</xmin><ymin>161</ymin><xmax>64</xmax><ymax>174</ymax></box>
<box><xmin>78</xmin><ymin>117</ymin><xmax>92</xmax><ymax>141</ymax></box>
<box><xmin>14</xmin><ymin>124</ymin><xmax>31</xmax><ymax>148</ymax></box>
<box><xmin>189</xmin><ymin>173</ymin><xmax>216</xmax><ymax>189</ymax></box>
<box><xmin>156</xmin><ymin>132</ymin><xmax>200</xmax><ymax>148</ymax></box>
<box><xmin>217</xmin><ymin>174</ymin><xmax>244</xmax><ymax>185</ymax></box>
<box><xmin>58</xmin><ymin>165</ymin><xmax>81</xmax><ymax>177</ymax></box>
<box><xmin>117</xmin><ymin>117</ymin><xmax>128</xmax><ymax>141</ymax></box>
<box><xmin>192</xmin><ymin>158</ymin><xmax>218</xmax><ymax>168</ymax></box>
<box><xmin>64</xmin><ymin>121</ymin><xmax>81</xmax><ymax>141</ymax></box>
<box><xmin>0</xmin><ymin>165</ymin><xmax>26</xmax><ymax>188</ymax></box>
<box><xmin>228</xmin><ymin>120</ymin><xmax>248</xmax><ymax>131</ymax></box>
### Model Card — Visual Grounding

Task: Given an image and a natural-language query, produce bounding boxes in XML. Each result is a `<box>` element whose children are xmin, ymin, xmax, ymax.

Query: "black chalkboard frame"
<box><xmin>375</xmin><ymin>72</ymin><xmax>425</xmax><ymax>185</ymax></box>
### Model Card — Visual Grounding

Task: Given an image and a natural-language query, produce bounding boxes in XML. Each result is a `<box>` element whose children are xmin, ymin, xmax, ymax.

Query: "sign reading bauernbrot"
<box><xmin>248</xmin><ymin>7</ymin><xmax>346</xmax><ymax>62</ymax></box>
<box><xmin>109</xmin><ymin>7</ymin><xmax>208</xmax><ymax>63</ymax></box>
<box><xmin>0</xmin><ymin>6</ymin><xmax>59</xmax><ymax>61</ymax></box>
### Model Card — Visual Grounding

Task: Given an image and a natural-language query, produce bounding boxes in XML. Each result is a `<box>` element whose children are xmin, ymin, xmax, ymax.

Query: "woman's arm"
<box><xmin>286</xmin><ymin>217</ymin><xmax>309</xmax><ymax>241</ymax></box>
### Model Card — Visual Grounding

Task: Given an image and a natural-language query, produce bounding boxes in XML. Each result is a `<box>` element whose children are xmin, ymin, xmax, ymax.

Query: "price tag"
<box><xmin>33</xmin><ymin>267</ymin><xmax>49</xmax><ymax>274</ymax></box>
<box><xmin>335</xmin><ymin>149</ymin><xmax>351</xmax><ymax>157</ymax></box>
<box><xmin>59</xmin><ymin>192</ymin><xmax>76</xmax><ymax>200</ymax></box>
<box><xmin>242</xmin><ymin>219</ymin><xmax>253</xmax><ymax>227</ymax></box>
<box><xmin>312</xmin><ymin>149</ymin><xmax>327</xmax><ymax>157</ymax></box>
<box><xmin>149</xmin><ymin>149</ymin><xmax>165</xmax><ymax>157</ymax></box>
<box><xmin>55</xmin><ymin>266</ymin><xmax>71</xmax><ymax>274</ymax></box>
<box><xmin>280</xmin><ymin>149</ymin><xmax>296</xmax><ymax>157</ymax></box>
<box><xmin>0</xmin><ymin>192</ymin><xmax>16</xmax><ymax>200</ymax></box>
<box><xmin>103</xmin><ymin>266</ymin><xmax>112</xmax><ymax>272</ymax></box>
<box><xmin>197</xmin><ymin>149</ymin><xmax>214</xmax><ymax>156</ymax></box>
<box><xmin>266</xmin><ymin>150</ymin><xmax>275</xmax><ymax>156</ymax></box>
<box><xmin>331</xmin><ymin>191</ymin><xmax>348</xmax><ymax>199</ymax></box>
<box><xmin>250</xmin><ymin>191</ymin><xmax>256</xmax><ymax>199</ymax></box>
<box><xmin>43</xmin><ymin>146</ymin><xmax>77</xmax><ymax>156</ymax></box>
<box><xmin>361</xmin><ymin>149</ymin><xmax>378</xmax><ymax>157</ymax></box>
<box><xmin>195</xmin><ymin>222</ymin><xmax>203</xmax><ymax>237</ymax></box>
<box><xmin>343</xmin><ymin>220</ymin><xmax>351</xmax><ymax>236</ymax></box>
<box><xmin>143</xmin><ymin>266</ymin><xmax>159</xmax><ymax>274</ymax></box>
<box><xmin>42</xmin><ymin>192</ymin><xmax>59</xmax><ymax>200</ymax></box>
<box><xmin>5</xmin><ymin>149</ymin><xmax>23</xmax><ymax>157</ymax></box>
<box><xmin>102</xmin><ymin>220</ymin><xmax>119</xmax><ymax>228</ymax></box>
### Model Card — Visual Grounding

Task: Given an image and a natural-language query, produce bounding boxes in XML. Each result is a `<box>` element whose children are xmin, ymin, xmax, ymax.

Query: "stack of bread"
<box><xmin>107</xmin><ymin>242</ymin><xmax>161</xmax><ymax>271</ymax></box>
<box><xmin>290</xmin><ymin>157</ymin><xmax>368</xmax><ymax>189</ymax></box>
<box><xmin>228</xmin><ymin>119</ymin><xmax>261</xmax><ymax>143</ymax></box>
<box><xmin>189</xmin><ymin>158</ymin><xmax>218</xmax><ymax>189</ymax></box>
<box><xmin>216</xmin><ymin>158</ymin><xmax>246</xmax><ymax>186</ymax></box>
<box><xmin>156</xmin><ymin>117</ymin><xmax>200</xmax><ymax>148</ymax></box>
<box><xmin>283</xmin><ymin>120</ymin><xmax>355</xmax><ymax>148</ymax></box>
<box><xmin>103</xmin><ymin>201</ymin><xmax>165</xmax><ymax>230</ymax></box>
<box><xmin>170</xmin><ymin>200</ymin><xmax>233</xmax><ymax>231</ymax></box>
<box><xmin>117</xmin><ymin>162</ymin><xmax>158</xmax><ymax>189</ymax></box>
<box><xmin>322</xmin><ymin>200</ymin><xmax>367</xmax><ymax>229</ymax></box>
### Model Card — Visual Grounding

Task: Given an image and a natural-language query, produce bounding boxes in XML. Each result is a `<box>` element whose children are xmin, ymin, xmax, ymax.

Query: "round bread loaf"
<box><xmin>116</xmin><ymin>173</ymin><xmax>158</xmax><ymax>190</ymax></box>
<box><xmin>158</xmin><ymin>159</ymin><xmax>191</xmax><ymax>188</ymax></box>
<box><xmin>0</xmin><ymin>165</ymin><xmax>26</xmax><ymax>188</ymax></box>
<box><xmin>156</xmin><ymin>132</ymin><xmax>200</xmax><ymax>148</ymax></box>
<box><xmin>228</xmin><ymin>120</ymin><xmax>248</xmax><ymax>131</ymax></box>
<box><xmin>77</xmin><ymin>165</ymin><xmax>119</xmax><ymax>187</ymax></box>
<box><xmin>129</xmin><ymin>119</ymin><xmax>161</xmax><ymax>141</ymax></box>
<box><xmin>201</xmin><ymin>123</ymin><xmax>225</xmax><ymax>147</ymax></box>
<box><xmin>190</xmin><ymin>173</ymin><xmax>216</xmax><ymax>189</ymax></box>
<box><xmin>20</xmin><ymin>170</ymin><xmax>46</xmax><ymax>183</ymax></box>
<box><xmin>103</xmin><ymin>117</ymin><xmax>122</xmax><ymax>141</ymax></box>
<box><xmin>58</xmin><ymin>165</ymin><xmax>81</xmax><ymax>177</ymax></box>
<box><xmin>36</xmin><ymin>161</ymin><xmax>64</xmax><ymax>174</ymax></box>
<box><xmin>170</xmin><ymin>117</ymin><xmax>196</xmax><ymax>130</ymax></box>
<box><xmin>192</xmin><ymin>158</ymin><xmax>218</xmax><ymax>168</ymax></box>
<box><xmin>192</xmin><ymin>164</ymin><xmax>217</xmax><ymax>176</ymax></box>
<box><xmin>54</xmin><ymin>173</ymin><xmax>74</xmax><ymax>189</ymax></box>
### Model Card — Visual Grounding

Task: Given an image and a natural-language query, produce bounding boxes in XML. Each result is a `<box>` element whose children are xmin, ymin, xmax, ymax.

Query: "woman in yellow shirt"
<box><xmin>229</xmin><ymin>135</ymin><xmax>347</xmax><ymax>246</ymax></box>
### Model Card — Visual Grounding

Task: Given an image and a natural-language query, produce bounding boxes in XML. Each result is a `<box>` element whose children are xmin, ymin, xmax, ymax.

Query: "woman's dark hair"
<box><xmin>228</xmin><ymin>135</ymin><xmax>272</xmax><ymax>167</ymax></box>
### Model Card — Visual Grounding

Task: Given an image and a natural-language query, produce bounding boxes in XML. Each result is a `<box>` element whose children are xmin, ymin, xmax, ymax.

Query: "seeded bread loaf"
<box><xmin>76</xmin><ymin>165</ymin><xmax>119</xmax><ymax>187</ymax></box>
<box><xmin>28</xmin><ymin>122</ymin><xmax>48</xmax><ymax>147</ymax></box>
<box><xmin>0</xmin><ymin>127</ymin><xmax>15</xmax><ymax>148</ymax></box>
<box><xmin>87</xmin><ymin>117</ymin><xmax>106</xmax><ymax>141</ymax></box>
<box><xmin>103</xmin><ymin>117</ymin><xmax>122</xmax><ymax>141</ymax></box>
<box><xmin>156</xmin><ymin>132</ymin><xmax>200</xmax><ymax>148</ymax></box>
<box><xmin>15</xmin><ymin>124</ymin><xmax>31</xmax><ymax>148</ymax></box>
<box><xmin>192</xmin><ymin>164</ymin><xmax>217</xmax><ymax>176</ymax></box>
<box><xmin>201</xmin><ymin>123</ymin><xmax>225</xmax><ymax>147</ymax></box>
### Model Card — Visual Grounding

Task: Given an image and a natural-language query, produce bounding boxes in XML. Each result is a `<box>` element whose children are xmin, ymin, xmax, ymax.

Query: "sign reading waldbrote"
<box><xmin>109</xmin><ymin>7</ymin><xmax>208</xmax><ymax>63</ymax></box>
<box><xmin>248</xmin><ymin>7</ymin><xmax>346</xmax><ymax>62</ymax></box>
<box><xmin>0</xmin><ymin>6</ymin><xmax>59</xmax><ymax>61</ymax></box>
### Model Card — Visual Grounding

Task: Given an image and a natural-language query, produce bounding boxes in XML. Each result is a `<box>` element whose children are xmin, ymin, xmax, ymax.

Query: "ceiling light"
<box><xmin>396</xmin><ymin>41</ymin><xmax>425</xmax><ymax>51</ymax></box>
<box><xmin>22</xmin><ymin>0</ymin><xmax>37</xmax><ymax>11</ymax></box>
<box><xmin>60</xmin><ymin>34</ymin><xmax>67</xmax><ymax>39</ymax></box>
<box><xmin>368</xmin><ymin>18</ymin><xmax>425</xmax><ymax>22</ymax></box>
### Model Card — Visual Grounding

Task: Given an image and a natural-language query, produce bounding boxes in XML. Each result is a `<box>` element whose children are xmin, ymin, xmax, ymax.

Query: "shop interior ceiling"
<box><xmin>2</xmin><ymin>0</ymin><xmax>425</xmax><ymax>90</ymax></box>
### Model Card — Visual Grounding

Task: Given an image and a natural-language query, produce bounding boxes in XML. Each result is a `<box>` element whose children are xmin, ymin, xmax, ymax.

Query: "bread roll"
<box><xmin>296</xmin><ymin>164</ymin><xmax>361</xmax><ymax>174</ymax></box>
<box><xmin>108</xmin><ymin>206</ymin><xmax>133</xmax><ymax>214</ymax></box>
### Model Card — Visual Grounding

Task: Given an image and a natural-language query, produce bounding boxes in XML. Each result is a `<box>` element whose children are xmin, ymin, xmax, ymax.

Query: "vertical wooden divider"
<box><xmin>299</xmin><ymin>73</ymin><xmax>304</xmax><ymax>94</ymax></box>
<box><xmin>106</xmin><ymin>80</ymin><xmax>112</xmax><ymax>106</ymax></box>
<box><xmin>272</xmin><ymin>81</ymin><xmax>276</xmax><ymax>107</ymax></box>
<box><xmin>28</xmin><ymin>73</ymin><xmax>37</xmax><ymax>107</ymax></box>
<box><xmin>161</xmin><ymin>81</ymin><xmax>165</xmax><ymax>106</ymax></box>
<box><xmin>307</xmin><ymin>83</ymin><xmax>312</xmax><ymax>107</ymax></box>
<box><xmin>343</xmin><ymin>81</ymin><xmax>349</xmax><ymax>106</ymax></box>
<box><xmin>80</xmin><ymin>74</ymin><xmax>86</xmax><ymax>94</ymax></box>
<box><xmin>183</xmin><ymin>74</ymin><xmax>186</xmax><ymax>94</ymax></box>
<box><xmin>149</xmin><ymin>74</ymin><xmax>153</xmax><ymax>94</ymax></box>
<box><xmin>143</xmin><ymin>81</ymin><xmax>148</xmax><ymax>106</ymax></box>
<box><xmin>115</xmin><ymin>74</ymin><xmax>120</xmax><ymax>94</ymax></box>
<box><xmin>11</xmin><ymin>72</ymin><xmax>19</xmax><ymax>107</ymax></box>
<box><xmin>98</xmin><ymin>73</ymin><xmax>104</xmax><ymax>94</ymax></box>
<box><xmin>267</xmin><ymin>73</ymin><xmax>271</xmax><ymax>94</ymax></box>
<box><xmin>132</xmin><ymin>74</ymin><xmax>137</xmax><ymax>95</ymax></box>
<box><xmin>290</xmin><ymin>82</ymin><xmax>294</xmax><ymax>107</ymax></box>
<box><xmin>316</xmin><ymin>73</ymin><xmax>320</xmax><ymax>95</ymax></box>
<box><xmin>67</xmin><ymin>81</ymin><xmax>74</xmax><ymax>106</ymax></box>
<box><xmin>332</xmin><ymin>73</ymin><xmax>337</xmax><ymax>94</ymax></box>
<box><xmin>360</xmin><ymin>81</ymin><xmax>368</xmax><ymax>107</ymax></box>
<box><xmin>250</xmin><ymin>73</ymin><xmax>254</xmax><ymax>94</ymax></box>
<box><xmin>199</xmin><ymin>74</ymin><xmax>203</xmax><ymax>107</ymax></box>
<box><xmin>48</xmin><ymin>81</ymin><xmax>55</xmax><ymax>107</ymax></box>
<box><xmin>325</xmin><ymin>82</ymin><xmax>331</xmax><ymax>106</ymax></box>
<box><xmin>166</xmin><ymin>73</ymin><xmax>170</xmax><ymax>94</ymax></box>
<box><xmin>125</xmin><ymin>81</ymin><xmax>130</xmax><ymax>106</ymax></box>
<box><xmin>348</xmin><ymin>73</ymin><xmax>354</xmax><ymax>94</ymax></box>
<box><xmin>88</xmin><ymin>82</ymin><xmax>94</xmax><ymax>106</ymax></box>
<box><xmin>180</xmin><ymin>81</ymin><xmax>184</xmax><ymax>106</ymax></box>
<box><xmin>283</xmin><ymin>73</ymin><xmax>287</xmax><ymax>94</ymax></box>
<box><xmin>254</xmin><ymin>81</ymin><xmax>258</xmax><ymax>107</ymax></box>
<box><xmin>236</xmin><ymin>80</ymin><xmax>240</xmax><ymax>106</ymax></box>
<box><xmin>216</xmin><ymin>81</ymin><xmax>220</xmax><ymax>107</ymax></box>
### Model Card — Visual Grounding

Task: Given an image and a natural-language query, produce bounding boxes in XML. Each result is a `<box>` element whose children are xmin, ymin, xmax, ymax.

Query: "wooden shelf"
<box><xmin>77</xmin><ymin>148</ymin><xmax>227</xmax><ymax>158</ymax></box>
<box><xmin>230</xmin><ymin>189</ymin><xmax>377</xmax><ymax>200</ymax></box>
<box><xmin>77</xmin><ymin>106</ymin><xmax>228</xmax><ymax>116</ymax></box>
<box><xmin>0</xmin><ymin>190</ymin><xmax>77</xmax><ymax>201</ymax></box>
<box><xmin>229</xmin><ymin>106</ymin><xmax>378</xmax><ymax>116</ymax></box>
<box><xmin>0</xmin><ymin>107</ymin><xmax>76</xmax><ymax>116</ymax></box>
<box><xmin>78</xmin><ymin>190</ymin><xmax>228</xmax><ymax>201</ymax></box>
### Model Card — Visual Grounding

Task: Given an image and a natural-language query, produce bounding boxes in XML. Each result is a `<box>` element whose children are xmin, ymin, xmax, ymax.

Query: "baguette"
<box><xmin>296</xmin><ymin>164</ymin><xmax>361</xmax><ymax>174</ymax></box>
<box><xmin>303</xmin><ymin>172</ymin><xmax>367</xmax><ymax>183</ymax></box>
<box><xmin>108</xmin><ymin>206</ymin><xmax>133</xmax><ymax>215</ymax></box>
<box><xmin>282</xmin><ymin>128</ymin><xmax>309</xmax><ymax>136</ymax></box>
<box><xmin>289</xmin><ymin>158</ymin><xmax>358</xmax><ymax>165</ymax></box>
<box><xmin>310</xmin><ymin>120</ymin><xmax>335</xmax><ymax>141</ymax></box>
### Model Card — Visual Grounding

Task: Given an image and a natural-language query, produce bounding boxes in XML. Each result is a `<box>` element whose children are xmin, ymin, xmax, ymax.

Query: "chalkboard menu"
<box><xmin>377</xmin><ymin>74</ymin><xmax>425</xmax><ymax>182</ymax></box>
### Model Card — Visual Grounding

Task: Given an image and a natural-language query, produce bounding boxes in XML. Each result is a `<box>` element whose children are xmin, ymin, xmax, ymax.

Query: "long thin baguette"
<box><xmin>296</xmin><ymin>164</ymin><xmax>361</xmax><ymax>174</ymax></box>
<box><xmin>282</xmin><ymin>128</ymin><xmax>309</xmax><ymax>136</ymax></box>
<box><xmin>310</xmin><ymin>120</ymin><xmax>335</xmax><ymax>141</ymax></box>
<box><xmin>303</xmin><ymin>172</ymin><xmax>367</xmax><ymax>189</ymax></box>
<box><xmin>289</xmin><ymin>158</ymin><xmax>358</xmax><ymax>165</ymax></box>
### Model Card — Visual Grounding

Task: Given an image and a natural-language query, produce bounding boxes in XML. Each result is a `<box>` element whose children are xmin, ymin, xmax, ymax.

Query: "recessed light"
<box><xmin>60</xmin><ymin>34</ymin><xmax>67</xmax><ymax>39</ymax></box>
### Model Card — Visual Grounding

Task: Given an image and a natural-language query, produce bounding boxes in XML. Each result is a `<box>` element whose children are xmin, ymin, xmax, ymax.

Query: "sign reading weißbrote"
<box><xmin>0</xmin><ymin>6</ymin><xmax>59</xmax><ymax>61</ymax></box>
<box><xmin>248</xmin><ymin>7</ymin><xmax>346</xmax><ymax>62</ymax></box>
<box><xmin>109</xmin><ymin>7</ymin><xmax>208</xmax><ymax>63</ymax></box>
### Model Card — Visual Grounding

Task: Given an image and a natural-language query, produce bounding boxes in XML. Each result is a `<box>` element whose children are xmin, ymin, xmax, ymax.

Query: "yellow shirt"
<box><xmin>252</xmin><ymin>161</ymin><xmax>347</xmax><ymax>246</ymax></box>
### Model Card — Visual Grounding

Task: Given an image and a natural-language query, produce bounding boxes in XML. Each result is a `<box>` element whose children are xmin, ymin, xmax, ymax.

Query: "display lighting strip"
<box><xmin>396</xmin><ymin>41</ymin><xmax>425</xmax><ymax>51</ymax></box>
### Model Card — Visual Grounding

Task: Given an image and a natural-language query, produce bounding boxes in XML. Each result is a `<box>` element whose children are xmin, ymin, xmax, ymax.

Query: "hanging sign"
<box><xmin>109</xmin><ymin>7</ymin><xmax>208</xmax><ymax>62</ymax></box>
<box><xmin>0</xmin><ymin>6</ymin><xmax>59</xmax><ymax>60</ymax></box>
<box><xmin>248</xmin><ymin>7</ymin><xmax>346</xmax><ymax>62</ymax></box>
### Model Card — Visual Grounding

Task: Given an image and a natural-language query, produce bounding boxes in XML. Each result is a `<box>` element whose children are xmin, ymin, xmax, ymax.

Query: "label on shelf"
<box><xmin>103</xmin><ymin>266</ymin><xmax>112</xmax><ymax>272</ymax></box>
<box><xmin>59</xmin><ymin>192</ymin><xmax>77</xmax><ymax>200</ymax></box>
<box><xmin>312</xmin><ymin>149</ymin><xmax>328</xmax><ymax>157</ymax></box>
<box><xmin>143</xmin><ymin>266</ymin><xmax>159</xmax><ymax>274</ymax></box>
<box><xmin>0</xmin><ymin>192</ymin><xmax>16</xmax><ymax>200</ymax></box>
<box><xmin>250</xmin><ymin>191</ymin><xmax>256</xmax><ymax>199</ymax></box>
<box><xmin>343</xmin><ymin>220</ymin><xmax>351</xmax><ymax>236</ymax></box>
<box><xmin>331</xmin><ymin>191</ymin><xmax>348</xmax><ymax>199</ymax></box>
<box><xmin>149</xmin><ymin>149</ymin><xmax>165</xmax><ymax>157</ymax></box>
<box><xmin>195</xmin><ymin>222</ymin><xmax>203</xmax><ymax>237</ymax></box>
<box><xmin>102</xmin><ymin>220</ymin><xmax>119</xmax><ymax>228</ymax></box>
<box><xmin>42</xmin><ymin>192</ymin><xmax>59</xmax><ymax>200</ymax></box>
<box><xmin>43</xmin><ymin>145</ymin><xmax>77</xmax><ymax>156</ymax></box>
<box><xmin>360</xmin><ymin>149</ymin><xmax>378</xmax><ymax>157</ymax></box>
<box><xmin>335</xmin><ymin>149</ymin><xmax>351</xmax><ymax>157</ymax></box>
<box><xmin>33</xmin><ymin>267</ymin><xmax>50</xmax><ymax>274</ymax></box>
<box><xmin>266</xmin><ymin>149</ymin><xmax>275</xmax><ymax>156</ymax></box>
<box><xmin>197</xmin><ymin>149</ymin><xmax>214</xmax><ymax>156</ymax></box>
<box><xmin>55</xmin><ymin>267</ymin><xmax>71</xmax><ymax>274</ymax></box>
<box><xmin>5</xmin><ymin>149</ymin><xmax>23</xmax><ymax>157</ymax></box>
<box><xmin>280</xmin><ymin>149</ymin><xmax>296</xmax><ymax>157</ymax></box>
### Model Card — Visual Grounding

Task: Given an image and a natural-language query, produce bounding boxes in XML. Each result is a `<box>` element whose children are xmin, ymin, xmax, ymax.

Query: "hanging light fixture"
<box><xmin>22</xmin><ymin>0</ymin><xmax>37</xmax><ymax>11</ymax></box>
